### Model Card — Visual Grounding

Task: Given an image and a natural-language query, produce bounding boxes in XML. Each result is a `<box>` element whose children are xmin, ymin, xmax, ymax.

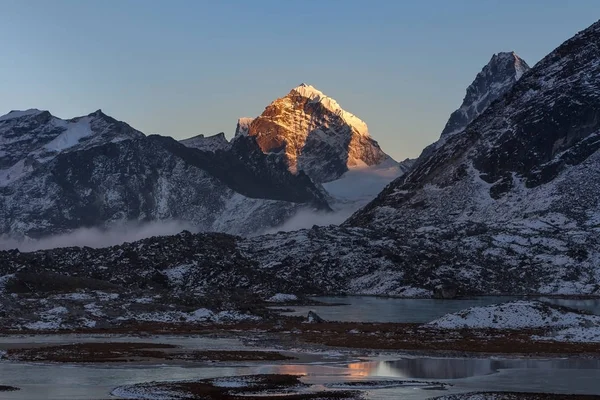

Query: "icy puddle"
<box><xmin>276</xmin><ymin>296</ymin><xmax>600</xmax><ymax>323</ymax></box>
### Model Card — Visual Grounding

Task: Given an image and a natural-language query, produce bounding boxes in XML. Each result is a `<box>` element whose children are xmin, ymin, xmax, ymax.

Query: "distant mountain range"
<box><xmin>0</xmin><ymin>46</ymin><xmax>531</xmax><ymax>242</ymax></box>
<box><xmin>0</xmin><ymin>83</ymin><xmax>410</xmax><ymax>240</ymax></box>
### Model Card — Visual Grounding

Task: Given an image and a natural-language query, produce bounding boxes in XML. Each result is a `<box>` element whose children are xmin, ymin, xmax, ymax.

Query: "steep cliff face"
<box><xmin>246</xmin><ymin>84</ymin><xmax>392</xmax><ymax>183</ymax></box>
<box><xmin>418</xmin><ymin>52</ymin><xmax>530</xmax><ymax>162</ymax></box>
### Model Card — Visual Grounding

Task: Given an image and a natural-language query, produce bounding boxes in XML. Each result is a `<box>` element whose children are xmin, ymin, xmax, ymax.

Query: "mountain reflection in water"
<box><xmin>266</xmin><ymin>358</ymin><xmax>600</xmax><ymax>381</ymax></box>
<box><xmin>345</xmin><ymin>358</ymin><xmax>600</xmax><ymax>380</ymax></box>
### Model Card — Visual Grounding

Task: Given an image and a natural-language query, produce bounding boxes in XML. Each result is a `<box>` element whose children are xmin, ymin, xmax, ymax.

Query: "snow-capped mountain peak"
<box><xmin>244</xmin><ymin>84</ymin><xmax>391</xmax><ymax>182</ymax></box>
<box><xmin>0</xmin><ymin>109</ymin><xmax>144</xmax><ymax>187</ymax></box>
<box><xmin>290</xmin><ymin>83</ymin><xmax>369</xmax><ymax>137</ymax></box>
<box><xmin>440</xmin><ymin>51</ymin><xmax>530</xmax><ymax>139</ymax></box>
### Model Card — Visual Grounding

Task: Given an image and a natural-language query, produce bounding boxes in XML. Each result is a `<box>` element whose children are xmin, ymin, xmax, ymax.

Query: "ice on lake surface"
<box><xmin>275</xmin><ymin>296</ymin><xmax>600</xmax><ymax>323</ymax></box>
<box><xmin>2</xmin><ymin>339</ymin><xmax>600</xmax><ymax>399</ymax></box>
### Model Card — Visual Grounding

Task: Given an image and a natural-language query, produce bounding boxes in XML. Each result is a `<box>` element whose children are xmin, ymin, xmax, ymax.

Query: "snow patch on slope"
<box><xmin>0</xmin><ymin>159</ymin><xmax>32</xmax><ymax>187</ymax></box>
<box><xmin>266</xmin><ymin>293</ymin><xmax>298</xmax><ymax>302</ymax></box>
<box><xmin>429</xmin><ymin>300</ymin><xmax>600</xmax><ymax>330</ymax></box>
<box><xmin>44</xmin><ymin>117</ymin><xmax>93</xmax><ymax>152</ymax></box>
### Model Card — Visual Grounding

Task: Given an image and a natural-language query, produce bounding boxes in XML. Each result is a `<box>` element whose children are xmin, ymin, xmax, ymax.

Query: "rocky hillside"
<box><xmin>347</xmin><ymin>20</ymin><xmax>600</xmax><ymax>294</ymax></box>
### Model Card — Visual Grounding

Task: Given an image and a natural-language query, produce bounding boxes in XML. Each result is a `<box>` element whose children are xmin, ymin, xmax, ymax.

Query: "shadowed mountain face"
<box><xmin>179</xmin><ymin>132</ymin><xmax>231</xmax><ymax>152</ymax></box>
<box><xmin>166</xmin><ymin>134</ymin><xmax>330</xmax><ymax>209</ymax></box>
<box><xmin>244</xmin><ymin>84</ymin><xmax>392</xmax><ymax>183</ymax></box>
<box><xmin>351</xmin><ymin>20</ymin><xmax>600</xmax><ymax>229</ymax></box>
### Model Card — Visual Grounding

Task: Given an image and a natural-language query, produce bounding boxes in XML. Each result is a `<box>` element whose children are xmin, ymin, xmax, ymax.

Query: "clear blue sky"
<box><xmin>1</xmin><ymin>1</ymin><xmax>599</xmax><ymax>160</ymax></box>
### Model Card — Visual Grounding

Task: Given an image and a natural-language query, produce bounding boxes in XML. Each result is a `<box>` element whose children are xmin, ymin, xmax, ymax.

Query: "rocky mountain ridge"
<box><xmin>0</xmin><ymin>110</ymin><xmax>328</xmax><ymax>239</ymax></box>
<box><xmin>441</xmin><ymin>52</ymin><xmax>530</xmax><ymax>139</ymax></box>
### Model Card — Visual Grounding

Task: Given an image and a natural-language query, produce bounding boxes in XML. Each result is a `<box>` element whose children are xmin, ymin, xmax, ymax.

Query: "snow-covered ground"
<box><xmin>428</xmin><ymin>300</ymin><xmax>600</xmax><ymax>330</ymax></box>
<box><xmin>118</xmin><ymin>309</ymin><xmax>261</xmax><ymax>324</ymax></box>
<box><xmin>266</xmin><ymin>293</ymin><xmax>298</xmax><ymax>303</ymax></box>
<box><xmin>428</xmin><ymin>300</ymin><xmax>600</xmax><ymax>343</ymax></box>
<box><xmin>539</xmin><ymin>325</ymin><xmax>600</xmax><ymax>343</ymax></box>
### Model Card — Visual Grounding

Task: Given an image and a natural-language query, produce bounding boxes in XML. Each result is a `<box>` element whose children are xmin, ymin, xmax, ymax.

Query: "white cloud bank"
<box><xmin>0</xmin><ymin>220</ymin><xmax>196</xmax><ymax>252</ymax></box>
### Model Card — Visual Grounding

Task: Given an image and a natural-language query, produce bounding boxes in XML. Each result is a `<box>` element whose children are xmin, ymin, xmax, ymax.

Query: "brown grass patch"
<box><xmin>5</xmin><ymin>319</ymin><xmax>600</xmax><ymax>357</ymax></box>
<box><xmin>290</xmin><ymin>322</ymin><xmax>600</xmax><ymax>355</ymax></box>
<box><xmin>4</xmin><ymin>342</ymin><xmax>294</xmax><ymax>363</ymax></box>
<box><xmin>5</xmin><ymin>342</ymin><xmax>175</xmax><ymax>363</ymax></box>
